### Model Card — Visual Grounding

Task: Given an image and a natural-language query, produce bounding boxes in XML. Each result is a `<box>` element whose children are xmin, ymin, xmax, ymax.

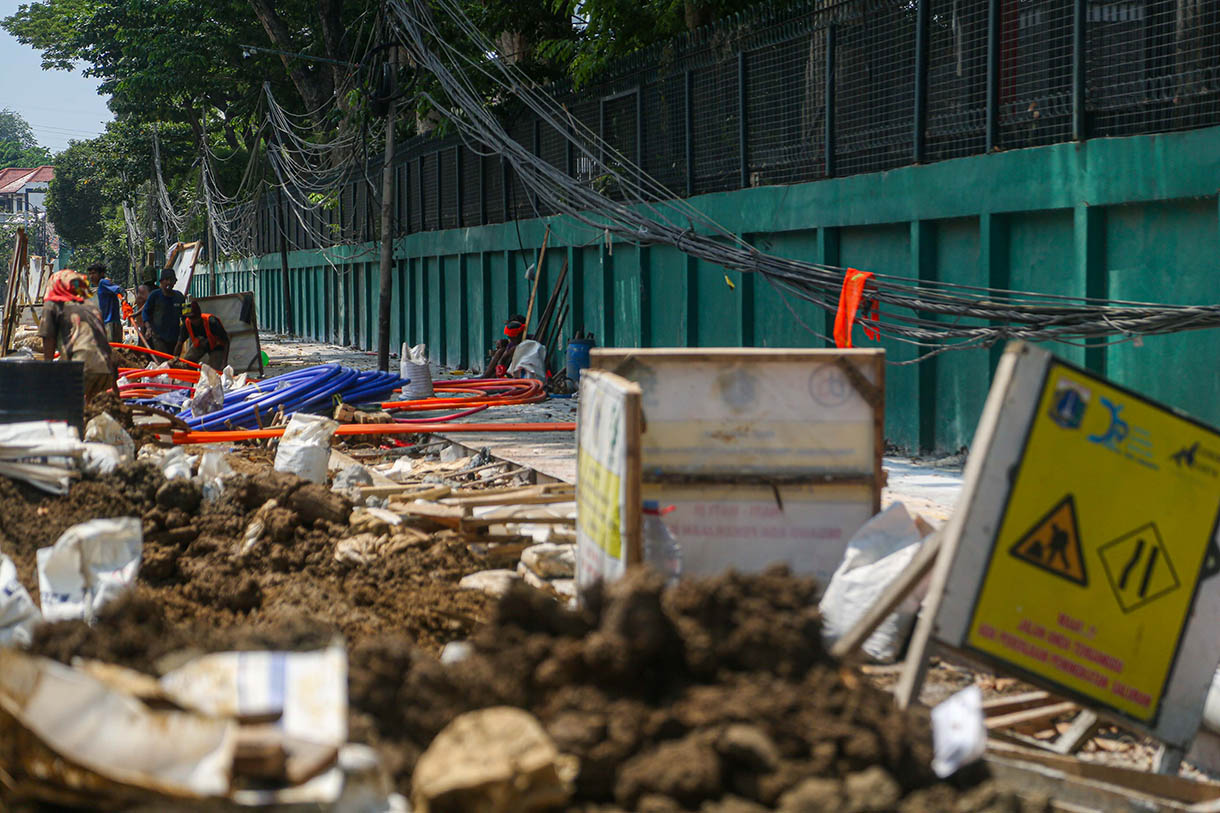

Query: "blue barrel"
<box><xmin>566</xmin><ymin>338</ymin><xmax>595</xmax><ymax>382</ymax></box>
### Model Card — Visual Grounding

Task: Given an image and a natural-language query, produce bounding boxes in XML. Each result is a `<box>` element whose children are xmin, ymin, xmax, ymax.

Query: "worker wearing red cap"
<box><xmin>38</xmin><ymin>269</ymin><xmax>119</xmax><ymax>400</ymax></box>
<box><xmin>174</xmin><ymin>300</ymin><xmax>230</xmax><ymax>370</ymax></box>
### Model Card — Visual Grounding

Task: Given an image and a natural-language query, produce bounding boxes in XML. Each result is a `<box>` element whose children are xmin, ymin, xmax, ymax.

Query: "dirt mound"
<box><xmin>3</xmin><ymin>462</ymin><xmax>492</xmax><ymax>661</ymax></box>
<box><xmin>84</xmin><ymin>391</ymin><xmax>162</xmax><ymax>448</ymax></box>
<box><xmin>346</xmin><ymin>569</ymin><xmax>1045</xmax><ymax>810</ymax></box>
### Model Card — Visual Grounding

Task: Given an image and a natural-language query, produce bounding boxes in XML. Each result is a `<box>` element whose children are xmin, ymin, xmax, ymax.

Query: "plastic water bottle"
<box><xmin>642</xmin><ymin>500</ymin><xmax>681</xmax><ymax>586</ymax></box>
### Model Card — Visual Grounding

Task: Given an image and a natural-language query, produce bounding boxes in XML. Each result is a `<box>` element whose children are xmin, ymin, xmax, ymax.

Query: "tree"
<box><xmin>0</xmin><ymin>108</ymin><xmax>51</xmax><ymax>168</ymax></box>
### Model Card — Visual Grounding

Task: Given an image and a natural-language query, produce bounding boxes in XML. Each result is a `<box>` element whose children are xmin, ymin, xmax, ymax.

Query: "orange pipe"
<box><xmin>110</xmin><ymin>342</ymin><xmax>202</xmax><ymax>369</ymax></box>
<box><xmin>173</xmin><ymin>421</ymin><xmax>575</xmax><ymax>445</ymax></box>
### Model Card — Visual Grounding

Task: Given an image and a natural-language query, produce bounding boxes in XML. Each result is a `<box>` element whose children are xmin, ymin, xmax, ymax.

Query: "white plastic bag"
<box><xmin>190</xmin><ymin>363</ymin><xmax>224</xmax><ymax>416</ymax></box>
<box><xmin>931</xmin><ymin>686</ymin><xmax>987</xmax><ymax>777</ymax></box>
<box><xmin>84</xmin><ymin>412</ymin><xmax>135</xmax><ymax>461</ymax></box>
<box><xmin>508</xmin><ymin>339</ymin><xmax>546</xmax><ymax>382</ymax></box>
<box><xmin>0</xmin><ymin>420</ymin><xmax>85</xmax><ymax>494</ymax></box>
<box><xmin>819</xmin><ymin>503</ymin><xmax>929</xmax><ymax>663</ymax></box>
<box><xmin>400</xmin><ymin>342</ymin><xmax>435</xmax><ymax>399</ymax></box>
<box><xmin>37</xmin><ymin>517</ymin><xmax>143</xmax><ymax>623</ymax></box>
<box><xmin>197</xmin><ymin>449</ymin><xmax>234</xmax><ymax>502</ymax></box>
<box><xmin>275</xmin><ymin>413</ymin><xmax>339</xmax><ymax>484</ymax></box>
<box><xmin>0</xmin><ymin>553</ymin><xmax>41</xmax><ymax>646</ymax></box>
<box><xmin>81</xmin><ymin>442</ymin><xmax>123</xmax><ymax>476</ymax></box>
<box><xmin>220</xmin><ymin>365</ymin><xmax>249</xmax><ymax>393</ymax></box>
<box><xmin>140</xmin><ymin>445</ymin><xmax>194</xmax><ymax>480</ymax></box>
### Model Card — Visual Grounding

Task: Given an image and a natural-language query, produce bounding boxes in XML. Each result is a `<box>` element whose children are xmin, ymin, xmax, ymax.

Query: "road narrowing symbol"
<box><xmin>1008</xmin><ymin>495</ymin><xmax>1087</xmax><ymax>586</ymax></box>
<box><xmin>1098</xmin><ymin>523</ymin><xmax>1180</xmax><ymax>613</ymax></box>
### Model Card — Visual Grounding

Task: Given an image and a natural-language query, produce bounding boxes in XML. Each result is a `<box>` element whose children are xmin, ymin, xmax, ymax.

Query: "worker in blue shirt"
<box><xmin>141</xmin><ymin>271</ymin><xmax>186</xmax><ymax>354</ymax></box>
<box><xmin>87</xmin><ymin>263</ymin><xmax>125</xmax><ymax>343</ymax></box>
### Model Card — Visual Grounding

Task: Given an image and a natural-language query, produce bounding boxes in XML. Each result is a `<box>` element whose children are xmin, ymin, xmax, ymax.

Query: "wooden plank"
<box><xmin>364</xmin><ymin>484</ymin><xmax>452</xmax><ymax>500</ymax></box>
<box><xmin>988</xmin><ymin>740</ymin><xmax>1220</xmax><ymax>805</ymax></box>
<box><xmin>982</xmin><ymin>691</ymin><xmax>1055</xmax><ymax>716</ymax></box>
<box><xmin>830</xmin><ymin>531</ymin><xmax>942</xmax><ymax>659</ymax></box>
<box><xmin>461</xmin><ymin>514</ymin><xmax>575</xmax><ymax>530</ymax></box>
<box><xmin>1048</xmin><ymin>710</ymin><xmax>1103</xmax><ymax>756</ymax></box>
<box><xmin>985</xmin><ymin>701</ymin><xmax>1078</xmax><ymax>732</ymax></box>
<box><xmin>894</xmin><ymin>346</ymin><xmax>1023</xmax><ymax>709</ymax></box>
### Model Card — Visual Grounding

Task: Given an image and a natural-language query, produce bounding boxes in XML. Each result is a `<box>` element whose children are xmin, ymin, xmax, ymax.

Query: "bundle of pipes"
<box><xmin>109</xmin><ymin>343</ymin><xmax>571</xmax><ymax>444</ymax></box>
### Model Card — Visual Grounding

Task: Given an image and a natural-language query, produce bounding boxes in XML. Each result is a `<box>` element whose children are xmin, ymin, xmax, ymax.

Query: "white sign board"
<box><xmin>575</xmin><ymin>370</ymin><xmax>642</xmax><ymax>592</ymax></box>
<box><xmin>192</xmin><ymin>292</ymin><xmax>263</xmax><ymax>374</ymax></box>
<box><xmin>591</xmin><ymin>348</ymin><xmax>884</xmax><ymax>580</ymax></box>
<box><xmin>168</xmin><ymin>242</ymin><xmax>203</xmax><ymax>296</ymax></box>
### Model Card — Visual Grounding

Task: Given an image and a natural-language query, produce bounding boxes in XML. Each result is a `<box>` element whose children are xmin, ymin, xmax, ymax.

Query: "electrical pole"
<box><xmin>377</xmin><ymin>47</ymin><xmax>398</xmax><ymax>372</ymax></box>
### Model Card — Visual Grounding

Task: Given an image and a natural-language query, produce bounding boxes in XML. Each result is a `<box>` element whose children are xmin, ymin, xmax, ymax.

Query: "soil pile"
<box><xmin>347</xmin><ymin>568</ymin><xmax>1045</xmax><ymax>812</ymax></box>
<box><xmin>3</xmin><ymin>465</ymin><xmax>492</xmax><ymax>655</ymax></box>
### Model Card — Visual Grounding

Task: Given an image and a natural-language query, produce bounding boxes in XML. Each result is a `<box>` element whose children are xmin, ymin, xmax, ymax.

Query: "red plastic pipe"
<box><xmin>173</xmin><ymin>421</ymin><xmax>575</xmax><ymax>444</ymax></box>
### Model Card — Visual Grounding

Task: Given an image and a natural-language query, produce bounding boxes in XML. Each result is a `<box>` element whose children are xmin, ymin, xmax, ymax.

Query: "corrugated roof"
<box><xmin>0</xmin><ymin>166</ymin><xmax>54</xmax><ymax>195</ymax></box>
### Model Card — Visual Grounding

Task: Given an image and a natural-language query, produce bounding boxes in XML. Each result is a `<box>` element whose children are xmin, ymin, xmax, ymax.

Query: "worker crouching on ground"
<box><xmin>141</xmin><ymin>271</ymin><xmax>185</xmax><ymax>354</ymax></box>
<box><xmin>39</xmin><ymin>270</ymin><xmax>120</xmax><ymax>400</ymax></box>
<box><xmin>175</xmin><ymin>300</ymin><xmax>230</xmax><ymax>369</ymax></box>
<box><xmin>481</xmin><ymin>314</ymin><xmax>527</xmax><ymax>378</ymax></box>
<box><xmin>86</xmin><ymin>262</ymin><xmax>124</xmax><ymax>344</ymax></box>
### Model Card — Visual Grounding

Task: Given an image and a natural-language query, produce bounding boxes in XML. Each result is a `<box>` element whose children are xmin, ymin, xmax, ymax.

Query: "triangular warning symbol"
<box><xmin>1008</xmin><ymin>495</ymin><xmax>1088</xmax><ymax>586</ymax></box>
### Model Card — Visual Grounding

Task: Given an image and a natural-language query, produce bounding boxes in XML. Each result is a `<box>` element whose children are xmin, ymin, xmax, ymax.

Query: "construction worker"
<box><xmin>38</xmin><ymin>270</ymin><xmax>119</xmax><ymax>400</ymax></box>
<box><xmin>174</xmin><ymin>300</ymin><xmax>230</xmax><ymax>370</ymax></box>
<box><xmin>481</xmin><ymin>313</ymin><xmax>527</xmax><ymax>378</ymax></box>
<box><xmin>86</xmin><ymin>263</ymin><xmax>124</xmax><ymax>344</ymax></box>
<box><xmin>141</xmin><ymin>271</ymin><xmax>185</xmax><ymax>354</ymax></box>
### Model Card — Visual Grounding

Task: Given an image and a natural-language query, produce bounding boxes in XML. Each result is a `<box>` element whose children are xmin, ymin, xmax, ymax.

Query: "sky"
<box><xmin>0</xmin><ymin>0</ymin><xmax>112</xmax><ymax>155</ymax></box>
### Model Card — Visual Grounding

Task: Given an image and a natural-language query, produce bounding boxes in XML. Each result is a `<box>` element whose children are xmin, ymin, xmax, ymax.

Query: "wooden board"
<box><xmin>575</xmin><ymin>369</ymin><xmax>642</xmax><ymax>592</ymax></box>
<box><xmin>192</xmin><ymin>291</ymin><xmax>263</xmax><ymax>374</ymax></box>
<box><xmin>899</xmin><ymin>342</ymin><xmax>1220</xmax><ymax>750</ymax></box>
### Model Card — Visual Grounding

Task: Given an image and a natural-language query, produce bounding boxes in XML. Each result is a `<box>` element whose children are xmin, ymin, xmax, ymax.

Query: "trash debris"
<box><xmin>275</xmin><ymin>413</ymin><xmax>339</xmax><ymax>484</ymax></box>
<box><xmin>0</xmin><ymin>648</ymin><xmax>237</xmax><ymax>802</ymax></box>
<box><xmin>333</xmin><ymin>462</ymin><xmax>375</xmax><ymax>498</ymax></box>
<box><xmin>520</xmin><ymin>542</ymin><xmax>575</xmax><ymax>579</ymax></box>
<box><xmin>190</xmin><ymin>363</ymin><xmax>225</xmax><ymax>416</ymax></box>
<box><xmin>819</xmin><ymin>502</ymin><xmax>932</xmax><ymax>662</ymax></box>
<box><xmin>197</xmin><ymin>448</ymin><xmax>234</xmax><ymax>502</ymax></box>
<box><xmin>36</xmin><ymin>517</ymin><xmax>143</xmax><ymax>623</ymax></box>
<box><xmin>383</xmin><ymin>456</ymin><xmax>415</xmax><ymax>482</ymax></box>
<box><xmin>140</xmin><ymin>445</ymin><xmax>194</xmax><ymax>480</ymax></box>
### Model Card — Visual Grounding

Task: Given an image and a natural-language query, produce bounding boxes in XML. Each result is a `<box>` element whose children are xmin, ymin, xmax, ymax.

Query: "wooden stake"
<box><xmin>522</xmin><ymin>225</ymin><xmax>551</xmax><ymax>337</ymax></box>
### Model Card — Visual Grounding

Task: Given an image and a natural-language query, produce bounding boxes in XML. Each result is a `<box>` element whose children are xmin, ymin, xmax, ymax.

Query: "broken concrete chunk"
<box><xmin>459</xmin><ymin>569</ymin><xmax>521</xmax><ymax>597</ymax></box>
<box><xmin>412</xmin><ymin>706</ymin><xmax>575</xmax><ymax>813</ymax></box>
<box><xmin>520</xmin><ymin>542</ymin><xmax>576</xmax><ymax>579</ymax></box>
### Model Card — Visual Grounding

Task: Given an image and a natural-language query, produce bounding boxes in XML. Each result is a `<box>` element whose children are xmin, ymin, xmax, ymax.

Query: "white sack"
<box><xmin>400</xmin><ymin>342</ymin><xmax>435</xmax><ymax>399</ymax></box>
<box><xmin>931</xmin><ymin>686</ymin><xmax>987</xmax><ymax>778</ymax></box>
<box><xmin>81</xmin><ymin>442</ymin><xmax>123</xmax><ymax>476</ymax></box>
<box><xmin>508</xmin><ymin>339</ymin><xmax>546</xmax><ymax>382</ymax></box>
<box><xmin>0</xmin><ymin>553</ymin><xmax>41</xmax><ymax>646</ymax></box>
<box><xmin>275</xmin><ymin>413</ymin><xmax>339</xmax><ymax>484</ymax></box>
<box><xmin>819</xmin><ymin>502</ymin><xmax>928</xmax><ymax>663</ymax></box>
<box><xmin>84</xmin><ymin>411</ymin><xmax>134</xmax><ymax>461</ymax></box>
<box><xmin>0</xmin><ymin>648</ymin><xmax>237</xmax><ymax>798</ymax></box>
<box><xmin>37</xmin><ymin>517</ymin><xmax>143</xmax><ymax>623</ymax></box>
<box><xmin>160</xmin><ymin>643</ymin><xmax>348</xmax><ymax>748</ymax></box>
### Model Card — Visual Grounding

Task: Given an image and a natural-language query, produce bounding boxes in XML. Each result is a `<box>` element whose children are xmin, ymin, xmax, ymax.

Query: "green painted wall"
<box><xmin>196</xmin><ymin>124</ymin><xmax>1220</xmax><ymax>453</ymax></box>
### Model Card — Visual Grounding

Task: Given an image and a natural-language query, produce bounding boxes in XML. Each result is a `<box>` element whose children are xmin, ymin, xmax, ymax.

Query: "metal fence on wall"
<box><xmin>252</xmin><ymin>0</ymin><xmax>1220</xmax><ymax>255</ymax></box>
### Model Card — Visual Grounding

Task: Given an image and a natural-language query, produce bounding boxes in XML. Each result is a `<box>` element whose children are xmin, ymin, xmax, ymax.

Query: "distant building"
<box><xmin>0</xmin><ymin>166</ymin><xmax>57</xmax><ymax>258</ymax></box>
<box><xmin>0</xmin><ymin>166</ymin><xmax>53</xmax><ymax>219</ymax></box>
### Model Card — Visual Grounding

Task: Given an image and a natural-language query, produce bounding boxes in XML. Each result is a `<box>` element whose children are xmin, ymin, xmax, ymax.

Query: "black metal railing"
<box><xmin>253</xmin><ymin>0</ymin><xmax>1220</xmax><ymax>255</ymax></box>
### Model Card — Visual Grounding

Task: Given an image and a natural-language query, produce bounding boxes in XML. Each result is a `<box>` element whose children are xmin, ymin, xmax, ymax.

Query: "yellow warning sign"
<box><xmin>966</xmin><ymin>360</ymin><xmax>1220</xmax><ymax>724</ymax></box>
<box><xmin>1009</xmin><ymin>495</ymin><xmax>1087</xmax><ymax>586</ymax></box>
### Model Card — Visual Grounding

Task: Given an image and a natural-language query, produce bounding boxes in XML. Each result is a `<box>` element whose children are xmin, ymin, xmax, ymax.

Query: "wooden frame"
<box><xmin>0</xmin><ymin>227</ymin><xmax>29</xmax><ymax>356</ymax></box>
<box><xmin>589</xmin><ymin>347</ymin><xmax>884</xmax><ymax>584</ymax></box>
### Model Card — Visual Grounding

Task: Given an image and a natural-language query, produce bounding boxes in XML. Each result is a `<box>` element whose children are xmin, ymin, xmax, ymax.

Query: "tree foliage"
<box><xmin>0</xmin><ymin>108</ymin><xmax>51</xmax><ymax>169</ymax></box>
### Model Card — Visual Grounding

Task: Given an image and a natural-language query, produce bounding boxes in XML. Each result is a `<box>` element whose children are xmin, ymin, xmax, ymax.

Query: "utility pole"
<box><xmin>376</xmin><ymin>46</ymin><xmax>398</xmax><ymax>372</ymax></box>
<box><xmin>277</xmin><ymin>184</ymin><xmax>294</xmax><ymax>334</ymax></box>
